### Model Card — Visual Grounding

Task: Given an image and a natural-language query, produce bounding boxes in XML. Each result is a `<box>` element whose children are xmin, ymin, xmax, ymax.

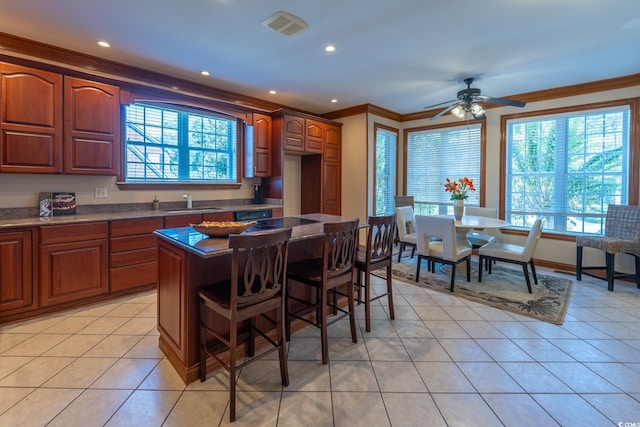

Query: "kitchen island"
<box><xmin>154</xmin><ymin>213</ymin><xmax>356</xmax><ymax>383</ymax></box>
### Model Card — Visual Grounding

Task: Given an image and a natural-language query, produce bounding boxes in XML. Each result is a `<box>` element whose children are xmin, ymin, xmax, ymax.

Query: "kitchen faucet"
<box><xmin>182</xmin><ymin>194</ymin><xmax>192</xmax><ymax>209</ymax></box>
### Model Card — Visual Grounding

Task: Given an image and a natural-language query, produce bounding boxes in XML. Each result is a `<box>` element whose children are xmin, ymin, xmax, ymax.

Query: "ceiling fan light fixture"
<box><xmin>470</xmin><ymin>102</ymin><xmax>484</xmax><ymax>115</ymax></box>
<box><xmin>451</xmin><ymin>105</ymin><xmax>465</xmax><ymax>119</ymax></box>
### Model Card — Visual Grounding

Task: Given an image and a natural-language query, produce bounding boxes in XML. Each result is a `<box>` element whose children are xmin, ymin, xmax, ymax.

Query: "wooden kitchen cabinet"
<box><xmin>323</xmin><ymin>161</ymin><xmax>341</xmax><ymax>215</ymax></box>
<box><xmin>0</xmin><ymin>62</ymin><xmax>63</xmax><ymax>173</ymax></box>
<box><xmin>245</xmin><ymin>113</ymin><xmax>272</xmax><ymax>177</ymax></box>
<box><xmin>324</xmin><ymin>123</ymin><xmax>341</xmax><ymax>162</ymax></box>
<box><xmin>305</xmin><ymin>119</ymin><xmax>325</xmax><ymax>153</ymax></box>
<box><xmin>39</xmin><ymin>222</ymin><xmax>108</xmax><ymax>306</ymax></box>
<box><xmin>110</xmin><ymin>217</ymin><xmax>162</xmax><ymax>292</ymax></box>
<box><xmin>202</xmin><ymin>211</ymin><xmax>234</xmax><ymax>222</ymax></box>
<box><xmin>164</xmin><ymin>214</ymin><xmax>203</xmax><ymax>229</ymax></box>
<box><xmin>0</xmin><ymin>230</ymin><xmax>34</xmax><ymax>314</ymax></box>
<box><xmin>63</xmin><ymin>76</ymin><xmax>120</xmax><ymax>175</ymax></box>
<box><xmin>280</xmin><ymin>114</ymin><xmax>305</xmax><ymax>152</ymax></box>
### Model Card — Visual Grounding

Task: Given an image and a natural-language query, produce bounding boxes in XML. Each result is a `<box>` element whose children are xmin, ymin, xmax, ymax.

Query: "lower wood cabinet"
<box><xmin>110</xmin><ymin>217</ymin><xmax>163</xmax><ymax>292</ymax></box>
<box><xmin>39</xmin><ymin>222</ymin><xmax>108</xmax><ymax>307</ymax></box>
<box><xmin>0</xmin><ymin>230</ymin><xmax>33</xmax><ymax>313</ymax></box>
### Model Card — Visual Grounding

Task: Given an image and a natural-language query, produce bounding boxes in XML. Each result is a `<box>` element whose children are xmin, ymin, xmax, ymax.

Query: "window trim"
<box><xmin>499</xmin><ymin>98</ymin><xmax>639</xmax><ymax>230</ymax></box>
<box><xmin>403</xmin><ymin>121</ymin><xmax>487</xmax><ymax>207</ymax></box>
<box><xmin>373</xmin><ymin>122</ymin><xmax>399</xmax><ymax>216</ymax></box>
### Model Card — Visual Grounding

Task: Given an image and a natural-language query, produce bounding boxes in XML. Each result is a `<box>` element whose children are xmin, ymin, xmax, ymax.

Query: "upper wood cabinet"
<box><xmin>0</xmin><ymin>63</ymin><xmax>63</xmax><ymax>173</ymax></box>
<box><xmin>245</xmin><ymin>113</ymin><xmax>272</xmax><ymax>177</ymax></box>
<box><xmin>281</xmin><ymin>114</ymin><xmax>305</xmax><ymax>152</ymax></box>
<box><xmin>305</xmin><ymin>119</ymin><xmax>324</xmax><ymax>153</ymax></box>
<box><xmin>324</xmin><ymin>124</ymin><xmax>341</xmax><ymax>162</ymax></box>
<box><xmin>63</xmin><ymin>76</ymin><xmax>120</xmax><ymax>175</ymax></box>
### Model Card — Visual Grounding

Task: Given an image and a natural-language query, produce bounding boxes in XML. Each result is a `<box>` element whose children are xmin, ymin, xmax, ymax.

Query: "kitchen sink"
<box><xmin>164</xmin><ymin>206</ymin><xmax>223</xmax><ymax>214</ymax></box>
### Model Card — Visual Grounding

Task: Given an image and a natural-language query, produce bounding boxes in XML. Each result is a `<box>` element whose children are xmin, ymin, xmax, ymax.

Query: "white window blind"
<box><xmin>406</xmin><ymin>124</ymin><xmax>481</xmax><ymax>214</ymax></box>
<box><xmin>375</xmin><ymin>127</ymin><xmax>397</xmax><ymax>215</ymax></box>
<box><xmin>505</xmin><ymin>105</ymin><xmax>630</xmax><ymax>234</ymax></box>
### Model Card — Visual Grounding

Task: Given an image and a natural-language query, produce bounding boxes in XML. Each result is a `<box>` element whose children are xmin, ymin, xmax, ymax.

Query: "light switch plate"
<box><xmin>95</xmin><ymin>187</ymin><xmax>108</xmax><ymax>198</ymax></box>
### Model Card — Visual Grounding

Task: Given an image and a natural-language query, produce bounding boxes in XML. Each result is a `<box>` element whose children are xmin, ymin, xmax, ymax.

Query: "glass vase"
<box><xmin>453</xmin><ymin>199</ymin><xmax>464</xmax><ymax>220</ymax></box>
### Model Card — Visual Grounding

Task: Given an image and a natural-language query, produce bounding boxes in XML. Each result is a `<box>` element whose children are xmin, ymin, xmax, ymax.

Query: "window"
<box><xmin>374</xmin><ymin>124</ymin><xmax>398</xmax><ymax>215</ymax></box>
<box><xmin>504</xmin><ymin>102</ymin><xmax>632</xmax><ymax>234</ymax></box>
<box><xmin>124</xmin><ymin>103</ymin><xmax>238</xmax><ymax>183</ymax></box>
<box><xmin>406</xmin><ymin>123</ymin><xmax>482</xmax><ymax>215</ymax></box>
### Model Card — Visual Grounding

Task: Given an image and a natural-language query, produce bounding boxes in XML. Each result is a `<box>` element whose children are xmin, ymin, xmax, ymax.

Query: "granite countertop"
<box><xmin>154</xmin><ymin>213</ymin><xmax>357</xmax><ymax>258</ymax></box>
<box><xmin>0</xmin><ymin>204</ymin><xmax>281</xmax><ymax>229</ymax></box>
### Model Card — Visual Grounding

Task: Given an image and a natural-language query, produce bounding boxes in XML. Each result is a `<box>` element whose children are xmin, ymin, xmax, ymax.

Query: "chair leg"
<box><xmin>529</xmin><ymin>259</ymin><xmax>538</xmax><ymax>285</ymax></box>
<box><xmin>364</xmin><ymin>269</ymin><xmax>371</xmax><ymax>332</ymax></box>
<box><xmin>348</xmin><ymin>284</ymin><xmax>358</xmax><ymax>344</ymax></box>
<box><xmin>466</xmin><ymin>258</ymin><xmax>471</xmax><ymax>282</ymax></box>
<box><xmin>416</xmin><ymin>255</ymin><xmax>422</xmax><ymax>282</ymax></box>
<box><xmin>248</xmin><ymin>317</ymin><xmax>255</xmax><ymax>357</ymax></box>
<box><xmin>450</xmin><ymin>262</ymin><xmax>456</xmax><ymax>292</ymax></box>
<box><xmin>478</xmin><ymin>256</ymin><xmax>484</xmax><ymax>282</ymax></box>
<box><xmin>410</xmin><ymin>245</ymin><xmax>416</xmax><ymax>259</ymax></box>
<box><xmin>522</xmin><ymin>263</ymin><xmax>532</xmax><ymax>294</ymax></box>
<box><xmin>320</xmin><ymin>289</ymin><xmax>329</xmax><ymax>364</ymax></box>
<box><xmin>386</xmin><ymin>263</ymin><xmax>395</xmax><ymax>321</ymax></box>
<box><xmin>285</xmin><ymin>283</ymin><xmax>292</xmax><ymax>342</ymax></box>
<box><xmin>576</xmin><ymin>246</ymin><xmax>583</xmax><ymax>281</ymax></box>
<box><xmin>635</xmin><ymin>255</ymin><xmax>640</xmax><ymax>289</ymax></box>
<box><xmin>398</xmin><ymin>243</ymin><xmax>404</xmax><ymax>262</ymax></box>
<box><xmin>356</xmin><ymin>269</ymin><xmax>363</xmax><ymax>304</ymax></box>
<box><xmin>276</xmin><ymin>306</ymin><xmax>289</xmax><ymax>387</ymax></box>
<box><xmin>606</xmin><ymin>252</ymin><xmax>615</xmax><ymax>292</ymax></box>
<box><xmin>229</xmin><ymin>322</ymin><xmax>238</xmax><ymax>422</ymax></box>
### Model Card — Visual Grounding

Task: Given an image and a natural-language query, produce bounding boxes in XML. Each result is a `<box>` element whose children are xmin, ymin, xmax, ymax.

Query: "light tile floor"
<box><xmin>1</xmin><ymin>266</ymin><xmax>640</xmax><ymax>426</ymax></box>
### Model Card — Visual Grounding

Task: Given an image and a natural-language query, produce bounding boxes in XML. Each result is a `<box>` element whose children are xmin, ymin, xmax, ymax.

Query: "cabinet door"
<box><xmin>305</xmin><ymin>120</ymin><xmax>324</xmax><ymax>153</ymax></box>
<box><xmin>39</xmin><ymin>239</ymin><xmax>108</xmax><ymax>306</ymax></box>
<box><xmin>0</xmin><ymin>63</ymin><xmax>63</xmax><ymax>173</ymax></box>
<box><xmin>323</xmin><ymin>161</ymin><xmax>341</xmax><ymax>215</ymax></box>
<box><xmin>0</xmin><ymin>230</ymin><xmax>33</xmax><ymax>313</ymax></box>
<box><xmin>63</xmin><ymin>76</ymin><xmax>120</xmax><ymax>175</ymax></box>
<box><xmin>201</xmin><ymin>211</ymin><xmax>234</xmax><ymax>222</ymax></box>
<box><xmin>283</xmin><ymin>115</ymin><xmax>304</xmax><ymax>151</ymax></box>
<box><xmin>164</xmin><ymin>214</ymin><xmax>202</xmax><ymax>229</ymax></box>
<box><xmin>324</xmin><ymin>124</ymin><xmax>341</xmax><ymax>162</ymax></box>
<box><xmin>253</xmin><ymin>113</ymin><xmax>272</xmax><ymax>176</ymax></box>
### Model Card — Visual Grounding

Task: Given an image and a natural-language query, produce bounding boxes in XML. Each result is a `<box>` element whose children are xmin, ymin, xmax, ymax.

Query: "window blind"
<box><xmin>375</xmin><ymin>127</ymin><xmax>397</xmax><ymax>216</ymax></box>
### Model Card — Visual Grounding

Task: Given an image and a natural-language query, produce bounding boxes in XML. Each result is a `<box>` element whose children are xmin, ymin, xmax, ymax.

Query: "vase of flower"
<box><xmin>453</xmin><ymin>199</ymin><xmax>464</xmax><ymax>220</ymax></box>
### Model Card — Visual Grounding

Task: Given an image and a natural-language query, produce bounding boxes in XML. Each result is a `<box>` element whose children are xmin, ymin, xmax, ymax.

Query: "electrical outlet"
<box><xmin>95</xmin><ymin>187</ymin><xmax>108</xmax><ymax>198</ymax></box>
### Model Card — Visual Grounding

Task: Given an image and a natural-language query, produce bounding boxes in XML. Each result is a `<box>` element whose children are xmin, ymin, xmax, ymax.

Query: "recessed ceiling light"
<box><xmin>325</xmin><ymin>44</ymin><xmax>336</xmax><ymax>53</ymax></box>
<box><xmin>200</xmin><ymin>71</ymin><xmax>210</xmax><ymax>76</ymax></box>
<box><xmin>97</xmin><ymin>41</ymin><xmax>110</xmax><ymax>48</ymax></box>
<box><xmin>331</xmin><ymin>99</ymin><xmax>338</xmax><ymax>103</ymax></box>
<box><xmin>269</xmin><ymin>90</ymin><xmax>277</xmax><ymax>95</ymax></box>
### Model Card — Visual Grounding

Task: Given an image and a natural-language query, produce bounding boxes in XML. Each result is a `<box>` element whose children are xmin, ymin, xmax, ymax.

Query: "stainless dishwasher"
<box><xmin>234</xmin><ymin>209</ymin><xmax>272</xmax><ymax>221</ymax></box>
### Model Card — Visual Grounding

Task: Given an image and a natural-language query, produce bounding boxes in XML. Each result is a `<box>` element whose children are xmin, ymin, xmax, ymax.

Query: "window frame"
<box><xmin>403</xmin><ymin>121</ymin><xmax>486</xmax><ymax>215</ymax></box>
<box><xmin>499</xmin><ymin>98</ymin><xmax>639</xmax><ymax>236</ymax></box>
<box><xmin>117</xmin><ymin>97</ymin><xmax>246</xmax><ymax>190</ymax></box>
<box><xmin>373</xmin><ymin>123</ymin><xmax>399</xmax><ymax>216</ymax></box>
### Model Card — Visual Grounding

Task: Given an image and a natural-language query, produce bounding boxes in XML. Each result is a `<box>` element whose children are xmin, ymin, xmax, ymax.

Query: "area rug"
<box><xmin>374</xmin><ymin>256</ymin><xmax>573</xmax><ymax>325</ymax></box>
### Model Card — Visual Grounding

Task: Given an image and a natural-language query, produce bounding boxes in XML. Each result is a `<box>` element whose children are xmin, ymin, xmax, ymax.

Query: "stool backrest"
<box><xmin>605</xmin><ymin>204</ymin><xmax>640</xmax><ymax>241</ymax></box>
<box><xmin>364</xmin><ymin>214</ymin><xmax>397</xmax><ymax>264</ymax></box>
<box><xmin>229</xmin><ymin>228</ymin><xmax>292</xmax><ymax>306</ymax></box>
<box><xmin>323</xmin><ymin>219</ymin><xmax>360</xmax><ymax>279</ymax></box>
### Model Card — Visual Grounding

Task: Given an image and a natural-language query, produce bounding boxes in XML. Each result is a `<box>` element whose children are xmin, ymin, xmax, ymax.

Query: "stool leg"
<box><xmin>605</xmin><ymin>252</ymin><xmax>615</xmax><ymax>292</ymax></box>
<box><xmin>386</xmin><ymin>263</ymin><xmax>395</xmax><ymax>321</ymax></box>
<box><xmin>364</xmin><ymin>269</ymin><xmax>371</xmax><ymax>332</ymax></box>
<box><xmin>636</xmin><ymin>255</ymin><xmax>640</xmax><ymax>289</ymax></box>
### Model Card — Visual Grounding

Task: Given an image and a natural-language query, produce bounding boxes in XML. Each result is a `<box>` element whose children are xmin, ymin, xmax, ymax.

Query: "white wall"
<box><xmin>283</xmin><ymin>154</ymin><xmax>301</xmax><ymax>216</ymax></box>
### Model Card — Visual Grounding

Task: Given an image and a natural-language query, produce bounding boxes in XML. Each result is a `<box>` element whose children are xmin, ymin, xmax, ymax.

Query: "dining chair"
<box><xmin>414</xmin><ymin>215</ymin><xmax>472</xmax><ymax>292</ymax></box>
<box><xmin>396</xmin><ymin>205</ymin><xmax>417</xmax><ymax>262</ymax></box>
<box><xmin>478</xmin><ymin>219</ymin><xmax>542</xmax><ymax>293</ymax></box>
<box><xmin>197</xmin><ymin>227</ymin><xmax>292</xmax><ymax>422</ymax></box>
<box><xmin>286</xmin><ymin>219</ymin><xmax>359</xmax><ymax>364</ymax></box>
<box><xmin>354</xmin><ymin>214</ymin><xmax>397</xmax><ymax>332</ymax></box>
<box><xmin>576</xmin><ymin>204</ymin><xmax>640</xmax><ymax>291</ymax></box>
<box><xmin>464</xmin><ymin>206</ymin><xmax>499</xmax><ymax>248</ymax></box>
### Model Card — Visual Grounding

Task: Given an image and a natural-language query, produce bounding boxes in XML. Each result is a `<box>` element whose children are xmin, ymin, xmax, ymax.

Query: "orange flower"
<box><xmin>442</xmin><ymin>177</ymin><xmax>476</xmax><ymax>200</ymax></box>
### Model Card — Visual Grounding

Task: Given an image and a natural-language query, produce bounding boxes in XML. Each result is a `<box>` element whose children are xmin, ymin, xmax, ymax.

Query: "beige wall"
<box><xmin>340</xmin><ymin>84</ymin><xmax>640</xmax><ymax>271</ymax></box>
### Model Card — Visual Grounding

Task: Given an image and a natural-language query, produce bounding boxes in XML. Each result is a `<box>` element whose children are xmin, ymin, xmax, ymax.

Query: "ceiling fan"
<box><xmin>426</xmin><ymin>77</ymin><xmax>526</xmax><ymax>121</ymax></box>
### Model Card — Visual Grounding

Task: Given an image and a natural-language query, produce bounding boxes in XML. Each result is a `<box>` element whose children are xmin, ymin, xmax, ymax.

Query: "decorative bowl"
<box><xmin>191</xmin><ymin>220</ymin><xmax>257</xmax><ymax>237</ymax></box>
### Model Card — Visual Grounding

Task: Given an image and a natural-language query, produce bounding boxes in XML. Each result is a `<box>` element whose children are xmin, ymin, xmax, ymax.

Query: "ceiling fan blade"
<box><xmin>424</xmin><ymin>99</ymin><xmax>457</xmax><ymax>109</ymax></box>
<box><xmin>429</xmin><ymin>103</ymin><xmax>458</xmax><ymax>121</ymax></box>
<box><xmin>477</xmin><ymin>96</ymin><xmax>526</xmax><ymax>108</ymax></box>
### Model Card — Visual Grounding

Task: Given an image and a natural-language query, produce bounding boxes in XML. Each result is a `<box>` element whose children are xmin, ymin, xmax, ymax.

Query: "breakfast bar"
<box><xmin>154</xmin><ymin>213</ymin><xmax>355</xmax><ymax>383</ymax></box>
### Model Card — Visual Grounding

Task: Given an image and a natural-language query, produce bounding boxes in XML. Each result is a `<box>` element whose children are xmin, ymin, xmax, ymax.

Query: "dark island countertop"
<box><xmin>154</xmin><ymin>213</ymin><xmax>357</xmax><ymax>258</ymax></box>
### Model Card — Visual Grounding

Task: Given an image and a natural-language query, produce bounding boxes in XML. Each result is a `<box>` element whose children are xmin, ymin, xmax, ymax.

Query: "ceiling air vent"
<box><xmin>262</xmin><ymin>11</ymin><xmax>308</xmax><ymax>36</ymax></box>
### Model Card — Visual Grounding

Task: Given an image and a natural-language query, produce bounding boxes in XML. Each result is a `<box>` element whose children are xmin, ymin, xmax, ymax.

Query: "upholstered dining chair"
<box><xmin>414</xmin><ymin>215</ymin><xmax>472</xmax><ymax>292</ymax></box>
<box><xmin>478</xmin><ymin>219</ymin><xmax>542</xmax><ymax>293</ymax></box>
<box><xmin>354</xmin><ymin>214</ymin><xmax>397</xmax><ymax>332</ymax></box>
<box><xmin>198</xmin><ymin>228</ymin><xmax>292</xmax><ymax>422</ymax></box>
<box><xmin>286</xmin><ymin>219</ymin><xmax>359</xmax><ymax>364</ymax></box>
<box><xmin>396</xmin><ymin>205</ymin><xmax>417</xmax><ymax>262</ymax></box>
<box><xmin>464</xmin><ymin>206</ymin><xmax>499</xmax><ymax>248</ymax></box>
<box><xmin>576</xmin><ymin>204</ymin><xmax>640</xmax><ymax>291</ymax></box>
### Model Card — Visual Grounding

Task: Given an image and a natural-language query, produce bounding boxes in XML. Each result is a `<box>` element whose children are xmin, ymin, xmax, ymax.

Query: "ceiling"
<box><xmin>1</xmin><ymin>0</ymin><xmax>639</xmax><ymax>116</ymax></box>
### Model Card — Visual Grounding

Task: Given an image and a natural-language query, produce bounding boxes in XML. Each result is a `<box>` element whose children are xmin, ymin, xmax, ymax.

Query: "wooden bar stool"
<box><xmin>198</xmin><ymin>228</ymin><xmax>292</xmax><ymax>422</ymax></box>
<box><xmin>286</xmin><ymin>219</ymin><xmax>359</xmax><ymax>364</ymax></box>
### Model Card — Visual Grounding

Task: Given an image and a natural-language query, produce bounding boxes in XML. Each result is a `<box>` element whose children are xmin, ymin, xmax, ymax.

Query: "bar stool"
<box><xmin>198</xmin><ymin>228</ymin><xmax>292</xmax><ymax>422</ymax></box>
<box><xmin>354</xmin><ymin>214</ymin><xmax>397</xmax><ymax>332</ymax></box>
<box><xmin>286</xmin><ymin>219</ymin><xmax>359</xmax><ymax>364</ymax></box>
